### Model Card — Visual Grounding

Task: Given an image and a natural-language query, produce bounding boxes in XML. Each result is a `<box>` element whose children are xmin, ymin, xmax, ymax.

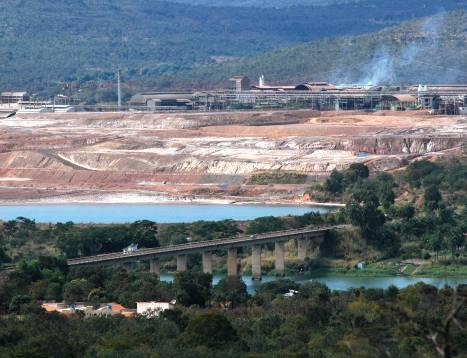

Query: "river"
<box><xmin>0</xmin><ymin>204</ymin><xmax>329</xmax><ymax>223</ymax></box>
<box><xmin>160</xmin><ymin>274</ymin><xmax>467</xmax><ymax>294</ymax></box>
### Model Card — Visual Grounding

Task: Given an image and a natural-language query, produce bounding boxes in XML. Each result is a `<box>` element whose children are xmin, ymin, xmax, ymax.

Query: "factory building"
<box><xmin>294</xmin><ymin>82</ymin><xmax>337</xmax><ymax>92</ymax></box>
<box><xmin>411</xmin><ymin>85</ymin><xmax>467</xmax><ymax>115</ymax></box>
<box><xmin>1</xmin><ymin>91</ymin><xmax>30</xmax><ymax>104</ymax></box>
<box><xmin>409</xmin><ymin>84</ymin><xmax>467</xmax><ymax>94</ymax></box>
<box><xmin>129</xmin><ymin>92</ymin><xmax>195</xmax><ymax>110</ymax></box>
<box><xmin>380</xmin><ymin>94</ymin><xmax>417</xmax><ymax>111</ymax></box>
<box><xmin>230</xmin><ymin>76</ymin><xmax>251</xmax><ymax>92</ymax></box>
<box><xmin>128</xmin><ymin>76</ymin><xmax>467</xmax><ymax>114</ymax></box>
<box><xmin>0</xmin><ymin>91</ymin><xmax>30</xmax><ymax>115</ymax></box>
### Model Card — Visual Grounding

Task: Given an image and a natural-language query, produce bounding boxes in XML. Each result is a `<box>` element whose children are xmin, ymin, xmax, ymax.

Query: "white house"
<box><xmin>136</xmin><ymin>301</ymin><xmax>175</xmax><ymax>318</ymax></box>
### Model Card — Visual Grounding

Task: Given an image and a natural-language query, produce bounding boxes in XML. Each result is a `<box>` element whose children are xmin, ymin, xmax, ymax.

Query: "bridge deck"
<box><xmin>67</xmin><ymin>225</ymin><xmax>346</xmax><ymax>267</ymax></box>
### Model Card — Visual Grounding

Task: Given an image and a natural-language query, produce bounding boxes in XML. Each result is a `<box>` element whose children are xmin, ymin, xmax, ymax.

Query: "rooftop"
<box><xmin>1</xmin><ymin>91</ymin><xmax>28</xmax><ymax>96</ymax></box>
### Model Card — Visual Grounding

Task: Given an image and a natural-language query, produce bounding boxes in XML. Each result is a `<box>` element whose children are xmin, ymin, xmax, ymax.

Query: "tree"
<box><xmin>439</xmin><ymin>206</ymin><xmax>455</xmax><ymax>225</ymax></box>
<box><xmin>377</xmin><ymin>181</ymin><xmax>396</xmax><ymax>210</ymax></box>
<box><xmin>324</xmin><ymin>169</ymin><xmax>344</xmax><ymax>194</ymax></box>
<box><xmin>129</xmin><ymin>220</ymin><xmax>158</xmax><ymax>248</ymax></box>
<box><xmin>299</xmin><ymin>281</ymin><xmax>331</xmax><ymax>305</ymax></box>
<box><xmin>428</xmin><ymin>232</ymin><xmax>443</xmax><ymax>261</ymax></box>
<box><xmin>424</xmin><ymin>185</ymin><xmax>442</xmax><ymax>212</ymax></box>
<box><xmin>173</xmin><ymin>272</ymin><xmax>212</xmax><ymax>307</ymax></box>
<box><xmin>63</xmin><ymin>279</ymin><xmax>92</xmax><ymax>303</ymax></box>
<box><xmin>87</xmin><ymin>288</ymin><xmax>108</xmax><ymax>305</ymax></box>
<box><xmin>378</xmin><ymin>224</ymin><xmax>401</xmax><ymax>256</ymax></box>
<box><xmin>336</xmin><ymin>335</ymin><xmax>378</xmax><ymax>357</ymax></box>
<box><xmin>246</xmin><ymin>216</ymin><xmax>284</xmax><ymax>234</ymax></box>
<box><xmin>158</xmin><ymin>223</ymin><xmax>190</xmax><ymax>246</ymax></box>
<box><xmin>343</xmin><ymin>163</ymin><xmax>369</xmax><ymax>186</ymax></box>
<box><xmin>9</xmin><ymin>294</ymin><xmax>31</xmax><ymax>313</ymax></box>
<box><xmin>397</xmin><ymin>283</ymin><xmax>467</xmax><ymax>358</ymax></box>
<box><xmin>294</xmin><ymin>212</ymin><xmax>324</xmax><ymax>228</ymax></box>
<box><xmin>255</xmin><ymin>279</ymin><xmax>300</xmax><ymax>305</ymax></box>
<box><xmin>3</xmin><ymin>220</ymin><xmax>18</xmax><ymax>239</ymax></box>
<box><xmin>191</xmin><ymin>220</ymin><xmax>239</xmax><ymax>241</ymax></box>
<box><xmin>29</xmin><ymin>280</ymin><xmax>49</xmax><ymax>300</ymax></box>
<box><xmin>0</xmin><ymin>246</ymin><xmax>10</xmax><ymax>264</ymax></box>
<box><xmin>182</xmin><ymin>313</ymin><xmax>238</xmax><ymax>349</ymax></box>
<box><xmin>446</xmin><ymin>227</ymin><xmax>464</xmax><ymax>260</ymax></box>
<box><xmin>17</xmin><ymin>260</ymin><xmax>42</xmax><ymax>282</ymax></box>
<box><xmin>344</xmin><ymin>185</ymin><xmax>385</xmax><ymax>241</ymax></box>
<box><xmin>213</xmin><ymin>277</ymin><xmax>249</xmax><ymax>308</ymax></box>
<box><xmin>375</xmin><ymin>172</ymin><xmax>395</xmax><ymax>185</ymax></box>
<box><xmin>16</xmin><ymin>217</ymin><xmax>37</xmax><ymax>232</ymax></box>
<box><xmin>160</xmin><ymin>308</ymin><xmax>189</xmax><ymax>330</ymax></box>
<box><xmin>385</xmin><ymin>285</ymin><xmax>399</xmax><ymax>300</ymax></box>
<box><xmin>392</xmin><ymin>203</ymin><xmax>415</xmax><ymax>219</ymax></box>
<box><xmin>405</xmin><ymin>160</ymin><xmax>440</xmax><ymax>188</ymax></box>
<box><xmin>348</xmin><ymin>297</ymin><xmax>381</xmax><ymax>327</ymax></box>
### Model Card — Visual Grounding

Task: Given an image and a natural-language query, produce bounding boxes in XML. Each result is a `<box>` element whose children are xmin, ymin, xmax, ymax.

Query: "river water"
<box><xmin>0</xmin><ymin>204</ymin><xmax>329</xmax><ymax>224</ymax></box>
<box><xmin>160</xmin><ymin>274</ymin><xmax>467</xmax><ymax>294</ymax></box>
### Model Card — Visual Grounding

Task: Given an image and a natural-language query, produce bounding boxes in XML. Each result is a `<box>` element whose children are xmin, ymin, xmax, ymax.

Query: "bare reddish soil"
<box><xmin>0</xmin><ymin>109</ymin><xmax>463</xmax><ymax>203</ymax></box>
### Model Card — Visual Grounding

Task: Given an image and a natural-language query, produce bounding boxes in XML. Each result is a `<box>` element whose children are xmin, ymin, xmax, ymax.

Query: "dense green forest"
<box><xmin>0</xmin><ymin>158</ymin><xmax>465</xmax><ymax>356</ymax></box>
<box><xmin>155</xmin><ymin>10</ymin><xmax>467</xmax><ymax>89</ymax></box>
<box><xmin>1</xmin><ymin>271</ymin><xmax>466</xmax><ymax>357</ymax></box>
<box><xmin>0</xmin><ymin>0</ymin><xmax>464</xmax><ymax>96</ymax></box>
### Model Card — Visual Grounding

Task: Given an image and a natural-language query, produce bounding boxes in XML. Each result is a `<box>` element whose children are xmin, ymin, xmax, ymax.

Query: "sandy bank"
<box><xmin>0</xmin><ymin>191</ymin><xmax>343</xmax><ymax>208</ymax></box>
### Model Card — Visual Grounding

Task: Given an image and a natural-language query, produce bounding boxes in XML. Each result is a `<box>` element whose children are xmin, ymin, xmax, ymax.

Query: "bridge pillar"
<box><xmin>202</xmin><ymin>251</ymin><xmax>213</xmax><ymax>274</ymax></box>
<box><xmin>177</xmin><ymin>255</ymin><xmax>187</xmax><ymax>272</ymax></box>
<box><xmin>297</xmin><ymin>238</ymin><xmax>309</xmax><ymax>261</ymax></box>
<box><xmin>149</xmin><ymin>258</ymin><xmax>160</xmax><ymax>276</ymax></box>
<box><xmin>310</xmin><ymin>234</ymin><xmax>325</xmax><ymax>258</ymax></box>
<box><xmin>251</xmin><ymin>244</ymin><xmax>262</xmax><ymax>280</ymax></box>
<box><xmin>227</xmin><ymin>248</ymin><xmax>237</xmax><ymax>277</ymax></box>
<box><xmin>275</xmin><ymin>242</ymin><xmax>285</xmax><ymax>277</ymax></box>
<box><xmin>316</xmin><ymin>233</ymin><xmax>325</xmax><ymax>245</ymax></box>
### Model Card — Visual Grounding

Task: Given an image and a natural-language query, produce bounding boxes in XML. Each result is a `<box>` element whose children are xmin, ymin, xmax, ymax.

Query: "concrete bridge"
<box><xmin>67</xmin><ymin>225</ymin><xmax>346</xmax><ymax>279</ymax></box>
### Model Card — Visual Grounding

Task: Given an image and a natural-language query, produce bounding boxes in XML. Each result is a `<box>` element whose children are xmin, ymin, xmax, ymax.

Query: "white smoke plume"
<box><xmin>334</xmin><ymin>11</ymin><xmax>449</xmax><ymax>86</ymax></box>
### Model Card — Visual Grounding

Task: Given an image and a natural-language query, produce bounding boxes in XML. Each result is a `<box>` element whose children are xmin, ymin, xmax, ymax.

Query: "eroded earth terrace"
<box><xmin>0</xmin><ymin>109</ymin><xmax>464</xmax><ymax>204</ymax></box>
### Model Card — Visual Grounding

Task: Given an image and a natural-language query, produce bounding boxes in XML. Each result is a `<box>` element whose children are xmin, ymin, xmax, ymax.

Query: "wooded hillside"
<box><xmin>0</xmin><ymin>0</ymin><xmax>464</xmax><ymax>93</ymax></box>
<box><xmin>152</xmin><ymin>10</ymin><xmax>467</xmax><ymax>89</ymax></box>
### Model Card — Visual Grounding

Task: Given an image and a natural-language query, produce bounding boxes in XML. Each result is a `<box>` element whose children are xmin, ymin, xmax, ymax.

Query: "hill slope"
<box><xmin>0</xmin><ymin>0</ymin><xmax>464</xmax><ymax>93</ymax></box>
<box><xmin>153</xmin><ymin>11</ymin><xmax>467</xmax><ymax>88</ymax></box>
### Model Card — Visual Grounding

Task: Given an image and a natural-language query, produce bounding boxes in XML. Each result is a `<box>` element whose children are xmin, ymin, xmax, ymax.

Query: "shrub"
<box><xmin>248</xmin><ymin>172</ymin><xmax>308</xmax><ymax>185</ymax></box>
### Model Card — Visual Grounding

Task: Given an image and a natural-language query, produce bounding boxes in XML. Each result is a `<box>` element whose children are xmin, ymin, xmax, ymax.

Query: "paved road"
<box><xmin>67</xmin><ymin>225</ymin><xmax>348</xmax><ymax>267</ymax></box>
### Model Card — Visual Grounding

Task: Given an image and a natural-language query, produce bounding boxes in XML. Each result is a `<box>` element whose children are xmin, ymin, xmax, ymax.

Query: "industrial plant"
<box><xmin>2</xmin><ymin>76</ymin><xmax>467</xmax><ymax>115</ymax></box>
<box><xmin>129</xmin><ymin>76</ymin><xmax>467</xmax><ymax>115</ymax></box>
